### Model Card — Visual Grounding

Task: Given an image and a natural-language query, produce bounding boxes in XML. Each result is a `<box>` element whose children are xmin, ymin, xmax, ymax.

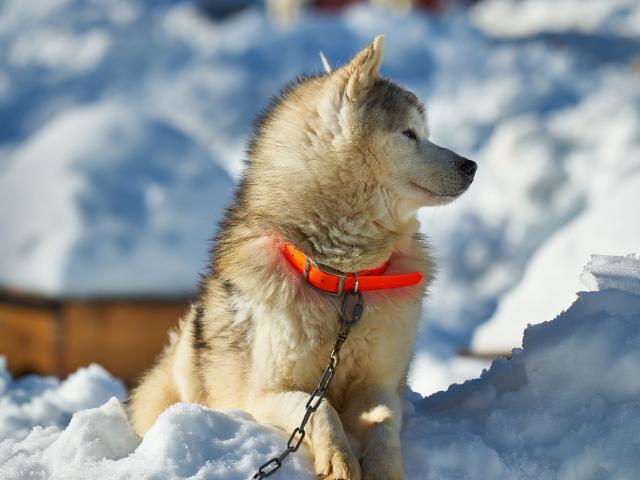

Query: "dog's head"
<box><xmin>330</xmin><ymin>35</ymin><xmax>476</xmax><ymax>211</ymax></box>
<box><xmin>247</xmin><ymin>35</ymin><xmax>476</xmax><ymax>266</ymax></box>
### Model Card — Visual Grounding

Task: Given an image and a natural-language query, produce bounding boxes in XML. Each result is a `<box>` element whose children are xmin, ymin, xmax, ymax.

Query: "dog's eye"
<box><xmin>402</xmin><ymin>129</ymin><xmax>418</xmax><ymax>142</ymax></box>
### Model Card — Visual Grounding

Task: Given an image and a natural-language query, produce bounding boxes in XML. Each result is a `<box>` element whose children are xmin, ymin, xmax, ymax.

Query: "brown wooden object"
<box><xmin>0</xmin><ymin>289</ymin><xmax>188</xmax><ymax>385</ymax></box>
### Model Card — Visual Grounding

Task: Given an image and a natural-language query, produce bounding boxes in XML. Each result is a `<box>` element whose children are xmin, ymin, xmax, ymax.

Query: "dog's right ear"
<box><xmin>319</xmin><ymin>51</ymin><xmax>332</xmax><ymax>74</ymax></box>
<box><xmin>341</xmin><ymin>35</ymin><xmax>384</xmax><ymax>103</ymax></box>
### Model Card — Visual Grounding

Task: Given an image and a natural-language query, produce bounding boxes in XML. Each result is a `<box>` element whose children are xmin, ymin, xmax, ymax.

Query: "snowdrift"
<box><xmin>2</xmin><ymin>255</ymin><xmax>639</xmax><ymax>479</ymax></box>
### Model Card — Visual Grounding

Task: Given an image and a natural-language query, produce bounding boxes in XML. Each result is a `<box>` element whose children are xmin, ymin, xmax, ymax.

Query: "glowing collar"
<box><xmin>282</xmin><ymin>243</ymin><xmax>423</xmax><ymax>296</ymax></box>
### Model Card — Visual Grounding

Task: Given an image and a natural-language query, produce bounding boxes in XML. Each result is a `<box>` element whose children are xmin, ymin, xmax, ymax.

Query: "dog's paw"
<box><xmin>314</xmin><ymin>444</ymin><xmax>361</xmax><ymax>480</ymax></box>
<box><xmin>361</xmin><ymin>442</ymin><xmax>403</xmax><ymax>480</ymax></box>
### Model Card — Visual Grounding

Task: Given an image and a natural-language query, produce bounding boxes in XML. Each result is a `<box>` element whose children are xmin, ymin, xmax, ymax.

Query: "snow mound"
<box><xmin>2</xmin><ymin>257</ymin><xmax>640</xmax><ymax>478</ymax></box>
<box><xmin>0</xmin><ymin>400</ymin><xmax>315</xmax><ymax>480</ymax></box>
<box><xmin>0</xmin><ymin>363</ymin><xmax>125</xmax><ymax>443</ymax></box>
<box><xmin>0</xmin><ymin>99</ymin><xmax>235</xmax><ymax>297</ymax></box>
<box><xmin>407</xmin><ymin>258</ymin><xmax>640</xmax><ymax>478</ymax></box>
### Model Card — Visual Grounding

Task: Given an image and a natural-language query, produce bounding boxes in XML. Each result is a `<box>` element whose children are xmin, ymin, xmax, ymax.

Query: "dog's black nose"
<box><xmin>458</xmin><ymin>158</ymin><xmax>477</xmax><ymax>179</ymax></box>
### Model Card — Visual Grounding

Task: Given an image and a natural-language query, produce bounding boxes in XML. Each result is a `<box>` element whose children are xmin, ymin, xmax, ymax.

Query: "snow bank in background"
<box><xmin>473</xmin><ymin>0</ymin><xmax>640</xmax><ymax>37</ymax></box>
<box><xmin>0</xmin><ymin>101</ymin><xmax>235</xmax><ymax>296</ymax></box>
<box><xmin>472</xmin><ymin>170</ymin><xmax>640</xmax><ymax>353</ymax></box>
<box><xmin>408</xmin><ymin>352</ymin><xmax>490</xmax><ymax>396</ymax></box>
<box><xmin>2</xmin><ymin>257</ymin><xmax>640</xmax><ymax>478</ymax></box>
<box><xmin>421</xmin><ymin>54</ymin><xmax>640</xmax><ymax>354</ymax></box>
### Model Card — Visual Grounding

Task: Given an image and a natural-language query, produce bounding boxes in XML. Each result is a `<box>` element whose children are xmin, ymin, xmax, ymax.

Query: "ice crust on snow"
<box><xmin>2</xmin><ymin>256</ymin><xmax>640</xmax><ymax>479</ymax></box>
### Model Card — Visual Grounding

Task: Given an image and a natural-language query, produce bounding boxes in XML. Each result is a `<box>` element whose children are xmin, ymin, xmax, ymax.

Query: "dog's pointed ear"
<box><xmin>343</xmin><ymin>35</ymin><xmax>384</xmax><ymax>102</ymax></box>
<box><xmin>319</xmin><ymin>51</ymin><xmax>332</xmax><ymax>74</ymax></box>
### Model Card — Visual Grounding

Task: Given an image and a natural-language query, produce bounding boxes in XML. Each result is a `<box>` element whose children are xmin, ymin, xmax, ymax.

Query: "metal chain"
<box><xmin>252</xmin><ymin>288</ymin><xmax>364</xmax><ymax>479</ymax></box>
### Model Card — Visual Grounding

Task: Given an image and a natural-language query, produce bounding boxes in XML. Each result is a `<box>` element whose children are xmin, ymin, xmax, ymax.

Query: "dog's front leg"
<box><xmin>247</xmin><ymin>390</ymin><xmax>362</xmax><ymax>479</ymax></box>
<box><xmin>342</xmin><ymin>388</ymin><xmax>404</xmax><ymax>480</ymax></box>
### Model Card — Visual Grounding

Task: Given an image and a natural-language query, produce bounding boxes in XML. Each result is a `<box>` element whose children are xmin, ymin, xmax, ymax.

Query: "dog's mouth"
<box><xmin>409</xmin><ymin>181</ymin><xmax>469</xmax><ymax>199</ymax></box>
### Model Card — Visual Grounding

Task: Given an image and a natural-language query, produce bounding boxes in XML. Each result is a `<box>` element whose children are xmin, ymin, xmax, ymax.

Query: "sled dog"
<box><xmin>130</xmin><ymin>35</ymin><xmax>476</xmax><ymax>479</ymax></box>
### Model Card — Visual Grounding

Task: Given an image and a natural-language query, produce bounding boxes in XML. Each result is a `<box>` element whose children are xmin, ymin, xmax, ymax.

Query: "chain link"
<box><xmin>252</xmin><ymin>289</ymin><xmax>364</xmax><ymax>479</ymax></box>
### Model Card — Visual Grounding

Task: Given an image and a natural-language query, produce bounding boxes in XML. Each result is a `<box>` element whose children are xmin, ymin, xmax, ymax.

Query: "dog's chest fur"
<box><xmin>182</xmin><ymin>235</ymin><xmax>432</xmax><ymax>413</ymax></box>
<box><xmin>250</xmin><ymin>292</ymin><xmax>422</xmax><ymax>409</ymax></box>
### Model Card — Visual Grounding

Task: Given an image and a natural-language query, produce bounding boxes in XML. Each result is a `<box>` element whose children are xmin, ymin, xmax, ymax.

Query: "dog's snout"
<box><xmin>458</xmin><ymin>158</ymin><xmax>477</xmax><ymax>179</ymax></box>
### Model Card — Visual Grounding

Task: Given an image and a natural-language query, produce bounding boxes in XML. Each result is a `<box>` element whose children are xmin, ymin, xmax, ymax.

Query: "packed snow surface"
<box><xmin>2</xmin><ymin>256</ymin><xmax>640</xmax><ymax>479</ymax></box>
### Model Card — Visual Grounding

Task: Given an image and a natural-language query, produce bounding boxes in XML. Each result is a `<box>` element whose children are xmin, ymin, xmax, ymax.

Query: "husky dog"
<box><xmin>130</xmin><ymin>35</ymin><xmax>476</xmax><ymax>479</ymax></box>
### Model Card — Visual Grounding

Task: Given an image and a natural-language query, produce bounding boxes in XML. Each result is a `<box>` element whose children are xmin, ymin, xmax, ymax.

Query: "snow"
<box><xmin>0</xmin><ymin>362</ymin><xmax>125</xmax><ymax>443</ymax></box>
<box><xmin>472</xmin><ymin>0</ymin><xmax>640</xmax><ymax>37</ymax></box>
<box><xmin>2</xmin><ymin>255</ymin><xmax>640</xmax><ymax>478</ymax></box>
<box><xmin>408</xmin><ymin>352</ymin><xmax>490</xmax><ymax>396</ymax></box>
<box><xmin>471</xmin><ymin>173</ymin><xmax>640</xmax><ymax>354</ymax></box>
<box><xmin>411</xmin><ymin>281</ymin><xmax>640</xmax><ymax>479</ymax></box>
<box><xmin>0</xmin><ymin>399</ymin><xmax>316</xmax><ymax>480</ymax></box>
<box><xmin>581</xmin><ymin>254</ymin><xmax>640</xmax><ymax>296</ymax></box>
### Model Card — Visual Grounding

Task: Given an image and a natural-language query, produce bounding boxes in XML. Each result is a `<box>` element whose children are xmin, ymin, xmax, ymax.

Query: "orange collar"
<box><xmin>282</xmin><ymin>243</ymin><xmax>423</xmax><ymax>296</ymax></box>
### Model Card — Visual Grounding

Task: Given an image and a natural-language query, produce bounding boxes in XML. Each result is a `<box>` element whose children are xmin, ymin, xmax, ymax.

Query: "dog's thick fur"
<box><xmin>130</xmin><ymin>36</ymin><xmax>475</xmax><ymax>479</ymax></box>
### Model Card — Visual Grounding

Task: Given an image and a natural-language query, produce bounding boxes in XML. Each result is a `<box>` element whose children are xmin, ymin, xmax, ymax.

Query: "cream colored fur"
<box><xmin>129</xmin><ymin>35</ymin><xmax>475</xmax><ymax>480</ymax></box>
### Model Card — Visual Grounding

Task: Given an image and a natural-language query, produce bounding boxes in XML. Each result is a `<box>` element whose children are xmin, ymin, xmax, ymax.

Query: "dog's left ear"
<box><xmin>342</xmin><ymin>35</ymin><xmax>384</xmax><ymax>102</ymax></box>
